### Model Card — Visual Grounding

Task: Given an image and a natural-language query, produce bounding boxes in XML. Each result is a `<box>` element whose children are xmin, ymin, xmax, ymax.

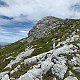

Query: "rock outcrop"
<box><xmin>27</xmin><ymin>16</ymin><xmax>64</xmax><ymax>42</ymax></box>
<box><xmin>0</xmin><ymin>16</ymin><xmax>80</xmax><ymax>80</ymax></box>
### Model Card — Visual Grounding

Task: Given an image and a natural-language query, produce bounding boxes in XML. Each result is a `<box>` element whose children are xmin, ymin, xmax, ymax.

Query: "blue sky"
<box><xmin>0</xmin><ymin>20</ymin><xmax>33</xmax><ymax>43</ymax></box>
<box><xmin>0</xmin><ymin>0</ymin><xmax>80</xmax><ymax>43</ymax></box>
<box><xmin>0</xmin><ymin>15</ymin><xmax>34</xmax><ymax>43</ymax></box>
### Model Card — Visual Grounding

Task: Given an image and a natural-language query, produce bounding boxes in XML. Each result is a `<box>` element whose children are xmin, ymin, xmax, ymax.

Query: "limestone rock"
<box><xmin>64</xmin><ymin>76</ymin><xmax>78</xmax><ymax>80</ymax></box>
<box><xmin>1</xmin><ymin>74</ymin><xmax>10</xmax><ymax>80</ymax></box>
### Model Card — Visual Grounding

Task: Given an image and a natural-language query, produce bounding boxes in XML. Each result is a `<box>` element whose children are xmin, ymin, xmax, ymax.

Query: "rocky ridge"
<box><xmin>27</xmin><ymin>16</ymin><xmax>64</xmax><ymax>42</ymax></box>
<box><xmin>0</xmin><ymin>16</ymin><xmax>80</xmax><ymax>80</ymax></box>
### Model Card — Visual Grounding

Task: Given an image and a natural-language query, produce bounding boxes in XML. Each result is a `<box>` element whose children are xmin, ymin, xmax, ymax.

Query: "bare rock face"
<box><xmin>64</xmin><ymin>76</ymin><xmax>78</xmax><ymax>80</ymax></box>
<box><xmin>0</xmin><ymin>72</ymin><xmax>6</xmax><ymax>79</ymax></box>
<box><xmin>1</xmin><ymin>74</ymin><xmax>10</xmax><ymax>80</ymax></box>
<box><xmin>51</xmin><ymin>56</ymin><xmax>68</xmax><ymax>79</ymax></box>
<box><xmin>27</xmin><ymin>16</ymin><xmax>64</xmax><ymax>42</ymax></box>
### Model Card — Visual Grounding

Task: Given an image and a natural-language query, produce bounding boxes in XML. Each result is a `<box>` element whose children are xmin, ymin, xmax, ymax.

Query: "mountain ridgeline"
<box><xmin>28</xmin><ymin>16</ymin><xmax>80</xmax><ymax>42</ymax></box>
<box><xmin>0</xmin><ymin>16</ymin><xmax>80</xmax><ymax>80</ymax></box>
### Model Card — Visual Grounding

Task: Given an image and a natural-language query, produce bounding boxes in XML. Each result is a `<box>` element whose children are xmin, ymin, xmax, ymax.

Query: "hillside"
<box><xmin>0</xmin><ymin>16</ymin><xmax>80</xmax><ymax>80</ymax></box>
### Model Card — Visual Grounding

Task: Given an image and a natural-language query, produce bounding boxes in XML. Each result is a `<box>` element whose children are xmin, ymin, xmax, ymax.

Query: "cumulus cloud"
<box><xmin>0</xmin><ymin>0</ymin><xmax>80</xmax><ymax>43</ymax></box>
<box><xmin>0</xmin><ymin>26</ymin><xmax>31</xmax><ymax>43</ymax></box>
<box><xmin>0</xmin><ymin>0</ymin><xmax>80</xmax><ymax>22</ymax></box>
<box><xmin>19</xmin><ymin>30</ymin><xmax>29</xmax><ymax>34</ymax></box>
<box><xmin>0</xmin><ymin>0</ymin><xmax>8</xmax><ymax>7</ymax></box>
<box><xmin>0</xmin><ymin>18</ymin><xmax>11</xmax><ymax>25</ymax></box>
<box><xmin>17</xmin><ymin>29</ymin><xmax>30</xmax><ymax>37</ymax></box>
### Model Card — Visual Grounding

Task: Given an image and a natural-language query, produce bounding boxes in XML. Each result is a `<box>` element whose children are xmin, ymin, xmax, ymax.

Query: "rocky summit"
<box><xmin>0</xmin><ymin>16</ymin><xmax>80</xmax><ymax>80</ymax></box>
<box><xmin>28</xmin><ymin>16</ymin><xmax>64</xmax><ymax>42</ymax></box>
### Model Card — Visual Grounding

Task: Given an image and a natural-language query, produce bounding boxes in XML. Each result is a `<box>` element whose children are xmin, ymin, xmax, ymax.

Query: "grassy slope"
<box><xmin>0</xmin><ymin>39</ymin><xmax>28</xmax><ymax>72</ymax></box>
<box><xmin>0</xmin><ymin>19</ymin><xmax>80</xmax><ymax>79</ymax></box>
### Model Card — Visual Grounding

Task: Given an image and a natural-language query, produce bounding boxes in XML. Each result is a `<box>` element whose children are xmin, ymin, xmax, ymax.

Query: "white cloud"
<box><xmin>0</xmin><ymin>28</ymin><xmax>10</xmax><ymax>34</ymax></box>
<box><xmin>0</xmin><ymin>18</ymin><xmax>11</xmax><ymax>25</ymax></box>
<box><xmin>0</xmin><ymin>27</ymin><xmax>30</xmax><ymax>43</ymax></box>
<box><xmin>0</xmin><ymin>34</ymin><xmax>23</xmax><ymax>43</ymax></box>
<box><xmin>18</xmin><ymin>30</ymin><xmax>30</xmax><ymax>37</ymax></box>
<box><xmin>19</xmin><ymin>30</ymin><xmax>29</xmax><ymax>34</ymax></box>
<box><xmin>0</xmin><ymin>0</ymin><xmax>80</xmax><ymax>22</ymax></box>
<box><xmin>0</xmin><ymin>0</ymin><xmax>80</xmax><ymax>43</ymax></box>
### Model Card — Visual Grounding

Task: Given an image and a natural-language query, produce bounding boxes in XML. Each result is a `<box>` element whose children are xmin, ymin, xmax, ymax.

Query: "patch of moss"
<box><xmin>10</xmin><ymin>63</ymin><xmax>37</xmax><ymax>78</ymax></box>
<box><xmin>42</xmin><ymin>69</ymin><xmax>54</xmax><ymax>80</ymax></box>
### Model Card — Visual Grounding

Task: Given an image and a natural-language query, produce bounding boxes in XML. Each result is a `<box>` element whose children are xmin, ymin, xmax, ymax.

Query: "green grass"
<box><xmin>10</xmin><ymin>63</ymin><xmax>37</xmax><ymax>78</ymax></box>
<box><xmin>0</xmin><ymin>39</ymin><xmax>28</xmax><ymax>72</ymax></box>
<box><xmin>72</xmin><ymin>70</ymin><xmax>80</xmax><ymax>80</ymax></box>
<box><xmin>66</xmin><ymin>61</ymin><xmax>80</xmax><ymax>80</ymax></box>
<box><xmin>42</xmin><ymin>69</ymin><xmax>54</xmax><ymax>80</ymax></box>
<box><xmin>59</xmin><ymin>53</ymin><xmax>73</xmax><ymax>60</ymax></box>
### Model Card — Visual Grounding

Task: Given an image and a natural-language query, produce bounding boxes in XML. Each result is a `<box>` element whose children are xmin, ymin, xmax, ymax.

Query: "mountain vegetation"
<box><xmin>0</xmin><ymin>16</ymin><xmax>80</xmax><ymax>80</ymax></box>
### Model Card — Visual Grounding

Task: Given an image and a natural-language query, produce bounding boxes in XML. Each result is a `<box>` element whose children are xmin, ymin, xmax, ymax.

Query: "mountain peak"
<box><xmin>40</xmin><ymin>16</ymin><xmax>61</xmax><ymax>21</ymax></box>
<box><xmin>28</xmin><ymin>16</ymin><xmax>63</xmax><ymax>42</ymax></box>
<box><xmin>0</xmin><ymin>16</ymin><xmax>80</xmax><ymax>80</ymax></box>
